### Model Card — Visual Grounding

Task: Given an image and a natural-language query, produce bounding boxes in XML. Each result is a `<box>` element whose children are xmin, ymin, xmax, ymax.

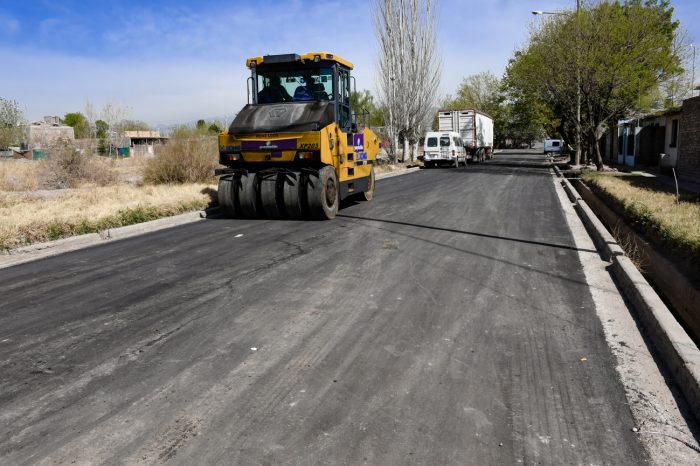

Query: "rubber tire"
<box><xmin>238</xmin><ymin>172</ymin><xmax>260</xmax><ymax>218</ymax></box>
<box><xmin>360</xmin><ymin>166</ymin><xmax>375</xmax><ymax>201</ymax></box>
<box><xmin>260</xmin><ymin>172</ymin><xmax>283</xmax><ymax>218</ymax></box>
<box><xmin>307</xmin><ymin>165</ymin><xmax>339</xmax><ymax>220</ymax></box>
<box><xmin>217</xmin><ymin>175</ymin><xmax>237</xmax><ymax>218</ymax></box>
<box><xmin>282</xmin><ymin>171</ymin><xmax>304</xmax><ymax>219</ymax></box>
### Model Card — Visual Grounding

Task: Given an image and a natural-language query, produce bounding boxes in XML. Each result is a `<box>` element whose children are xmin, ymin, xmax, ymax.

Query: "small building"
<box><xmin>25</xmin><ymin>116</ymin><xmax>75</xmax><ymax>151</ymax></box>
<box><xmin>123</xmin><ymin>130</ymin><xmax>168</xmax><ymax>156</ymax></box>
<box><xmin>612</xmin><ymin>108</ymin><xmax>681</xmax><ymax>168</ymax></box>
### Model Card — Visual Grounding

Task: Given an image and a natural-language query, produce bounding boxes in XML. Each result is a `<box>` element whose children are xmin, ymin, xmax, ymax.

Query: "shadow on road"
<box><xmin>337</xmin><ymin>213</ymin><xmax>597</xmax><ymax>254</ymax></box>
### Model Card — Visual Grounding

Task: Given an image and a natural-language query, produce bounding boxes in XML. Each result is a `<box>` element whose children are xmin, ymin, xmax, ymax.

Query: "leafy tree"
<box><xmin>350</xmin><ymin>90</ymin><xmax>386</xmax><ymax>127</ymax></box>
<box><xmin>196</xmin><ymin>119</ymin><xmax>207</xmax><ymax>130</ymax></box>
<box><xmin>95</xmin><ymin>120</ymin><xmax>108</xmax><ymax>154</ymax></box>
<box><xmin>62</xmin><ymin>112</ymin><xmax>90</xmax><ymax>139</ymax></box>
<box><xmin>506</xmin><ymin>0</ymin><xmax>681</xmax><ymax>169</ymax></box>
<box><xmin>0</xmin><ymin>97</ymin><xmax>25</xmax><ymax>149</ymax></box>
<box><xmin>442</xmin><ymin>72</ymin><xmax>500</xmax><ymax>114</ymax></box>
<box><xmin>95</xmin><ymin>120</ymin><xmax>108</xmax><ymax>139</ymax></box>
<box><xmin>208</xmin><ymin>122</ymin><xmax>222</xmax><ymax>134</ymax></box>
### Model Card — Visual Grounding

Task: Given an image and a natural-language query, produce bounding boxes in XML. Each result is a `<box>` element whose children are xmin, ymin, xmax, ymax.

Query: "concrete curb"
<box><xmin>0</xmin><ymin>210</ymin><xmax>209</xmax><ymax>269</ymax></box>
<box><xmin>613</xmin><ymin>256</ymin><xmax>700</xmax><ymax>418</ymax></box>
<box><xmin>100</xmin><ymin>210</ymin><xmax>206</xmax><ymax>241</ymax></box>
<box><xmin>375</xmin><ymin>166</ymin><xmax>421</xmax><ymax>180</ymax></box>
<box><xmin>0</xmin><ymin>167</ymin><xmax>420</xmax><ymax>269</ymax></box>
<box><xmin>564</xmin><ymin>176</ymin><xmax>700</xmax><ymax>421</ymax></box>
<box><xmin>574</xmin><ymin>200</ymin><xmax>625</xmax><ymax>262</ymax></box>
<box><xmin>560</xmin><ymin>176</ymin><xmax>581</xmax><ymax>203</ymax></box>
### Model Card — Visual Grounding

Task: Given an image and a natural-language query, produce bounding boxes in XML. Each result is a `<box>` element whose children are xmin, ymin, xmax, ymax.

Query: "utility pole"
<box><xmin>533</xmin><ymin>1</ymin><xmax>582</xmax><ymax>165</ymax></box>
<box><xmin>575</xmin><ymin>0</ymin><xmax>581</xmax><ymax>166</ymax></box>
<box><xmin>692</xmin><ymin>44</ymin><xmax>696</xmax><ymax>97</ymax></box>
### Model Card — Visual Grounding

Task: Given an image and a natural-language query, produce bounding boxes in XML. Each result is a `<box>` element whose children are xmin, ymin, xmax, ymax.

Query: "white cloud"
<box><xmin>3</xmin><ymin>0</ymin><xmax>697</xmax><ymax>127</ymax></box>
<box><xmin>0</xmin><ymin>45</ymin><xmax>249</xmax><ymax>125</ymax></box>
<box><xmin>0</xmin><ymin>11</ymin><xmax>20</xmax><ymax>34</ymax></box>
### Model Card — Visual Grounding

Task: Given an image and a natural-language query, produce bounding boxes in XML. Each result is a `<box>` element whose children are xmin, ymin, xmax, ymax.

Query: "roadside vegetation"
<box><xmin>0</xmin><ymin>184</ymin><xmax>213</xmax><ymax>251</ymax></box>
<box><xmin>1</xmin><ymin>127</ymin><xmax>218</xmax><ymax>252</ymax></box>
<box><xmin>143</xmin><ymin>127</ymin><xmax>218</xmax><ymax>184</ymax></box>
<box><xmin>581</xmin><ymin>170</ymin><xmax>700</xmax><ymax>266</ymax></box>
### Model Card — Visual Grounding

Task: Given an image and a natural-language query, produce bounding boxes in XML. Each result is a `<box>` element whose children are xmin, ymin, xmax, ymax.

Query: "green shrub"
<box><xmin>143</xmin><ymin>129</ymin><xmax>218</xmax><ymax>184</ymax></box>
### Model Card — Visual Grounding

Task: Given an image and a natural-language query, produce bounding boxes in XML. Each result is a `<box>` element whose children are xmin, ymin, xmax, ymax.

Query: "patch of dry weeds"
<box><xmin>0</xmin><ymin>184</ymin><xmax>215</xmax><ymax>251</ymax></box>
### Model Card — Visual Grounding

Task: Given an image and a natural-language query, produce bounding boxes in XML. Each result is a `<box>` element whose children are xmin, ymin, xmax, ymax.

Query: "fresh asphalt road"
<box><xmin>0</xmin><ymin>151</ymin><xmax>646</xmax><ymax>465</ymax></box>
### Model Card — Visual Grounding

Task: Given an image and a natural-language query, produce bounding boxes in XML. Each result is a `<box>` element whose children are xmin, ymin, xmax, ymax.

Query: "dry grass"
<box><xmin>0</xmin><ymin>135</ymin><xmax>218</xmax><ymax>252</ymax></box>
<box><xmin>0</xmin><ymin>184</ymin><xmax>215</xmax><ymax>252</ymax></box>
<box><xmin>1</xmin><ymin>149</ymin><xmax>147</xmax><ymax>192</ymax></box>
<box><xmin>40</xmin><ymin>139</ymin><xmax>119</xmax><ymax>188</ymax></box>
<box><xmin>582</xmin><ymin>171</ymin><xmax>700</xmax><ymax>265</ymax></box>
<box><xmin>0</xmin><ymin>159</ymin><xmax>41</xmax><ymax>191</ymax></box>
<box><xmin>143</xmin><ymin>130</ymin><xmax>218</xmax><ymax>184</ymax></box>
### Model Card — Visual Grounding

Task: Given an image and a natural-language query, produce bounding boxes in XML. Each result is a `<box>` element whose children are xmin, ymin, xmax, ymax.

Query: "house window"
<box><xmin>670</xmin><ymin>119</ymin><xmax>679</xmax><ymax>147</ymax></box>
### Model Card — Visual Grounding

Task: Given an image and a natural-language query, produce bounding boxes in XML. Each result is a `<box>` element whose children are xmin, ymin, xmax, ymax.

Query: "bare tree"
<box><xmin>84</xmin><ymin>100</ymin><xmax>97</xmax><ymax>140</ymax></box>
<box><xmin>657</xmin><ymin>26</ymin><xmax>694</xmax><ymax>107</ymax></box>
<box><xmin>0</xmin><ymin>98</ymin><xmax>25</xmax><ymax>150</ymax></box>
<box><xmin>374</xmin><ymin>0</ymin><xmax>441</xmax><ymax>162</ymax></box>
<box><xmin>100</xmin><ymin>102</ymin><xmax>130</xmax><ymax>156</ymax></box>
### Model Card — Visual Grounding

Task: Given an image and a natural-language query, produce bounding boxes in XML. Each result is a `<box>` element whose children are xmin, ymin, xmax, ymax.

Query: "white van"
<box><xmin>422</xmin><ymin>131</ymin><xmax>468</xmax><ymax>167</ymax></box>
<box><xmin>543</xmin><ymin>139</ymin><xmax>563</xmax><ymax>155</ymax></box>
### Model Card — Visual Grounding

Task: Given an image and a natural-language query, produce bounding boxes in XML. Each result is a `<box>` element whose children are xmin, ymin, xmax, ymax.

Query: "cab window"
<box><xmin>255</xmin><ymin>66</ymin><xmax>333</xmax><ymax>104</ymax></box>
<box><xmin>338</xmin><ymin>69</ymin><xmax>351</xmax><ymax>129</ymax></box>
<box><xmin>427</xmin><ymin>137</ymin><xmax>438</xmax><ymax>147</ymax></box>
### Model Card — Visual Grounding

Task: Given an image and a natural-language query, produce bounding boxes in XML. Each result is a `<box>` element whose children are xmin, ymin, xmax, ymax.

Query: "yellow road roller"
<box><xmin>216</xmin><ymin>52</ymin><xmax>379</xmax><ymax>220</ymax></box>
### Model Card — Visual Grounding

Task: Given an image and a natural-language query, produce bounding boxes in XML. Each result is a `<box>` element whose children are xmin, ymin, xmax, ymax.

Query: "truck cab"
<box><xmin>226</xmin><ymin>52</ymin><xmax>354</xmax><ymax>138</ymax></box>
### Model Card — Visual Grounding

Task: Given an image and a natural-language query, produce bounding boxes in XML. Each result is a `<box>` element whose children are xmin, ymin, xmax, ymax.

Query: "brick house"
<box><xmin>678</xmin><ymin>95</ymin><xmax>700</xmax><ymax>180</ymax></box>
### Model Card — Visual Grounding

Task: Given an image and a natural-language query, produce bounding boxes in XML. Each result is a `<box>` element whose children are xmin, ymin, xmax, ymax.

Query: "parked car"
<box><xmin>543</xmin><ymin>139</ymin><xmax>563</xmax><ymax>155</ymax></box>
<box><xmin>422</xmin><ymin>131</ymin><xmax>468</xmax><ymax>167</ymax></box>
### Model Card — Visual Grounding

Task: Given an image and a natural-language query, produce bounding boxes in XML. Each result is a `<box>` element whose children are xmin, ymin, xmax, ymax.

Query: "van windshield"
<box><xmin>427</xmin><ymin>137</ymin><xmax>437</xmax><ymax>147</ymax></box>
<box><xmin>440</xmin><ymin>137</ymin><xmax>450</xmax><ymax>147</ymax></box>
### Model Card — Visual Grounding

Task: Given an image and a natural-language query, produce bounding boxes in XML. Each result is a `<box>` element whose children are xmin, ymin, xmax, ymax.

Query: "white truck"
<box><xmin>437</xmin><ymin>109</ymin><xmax>494</xmax><ymax>162</ymax></box>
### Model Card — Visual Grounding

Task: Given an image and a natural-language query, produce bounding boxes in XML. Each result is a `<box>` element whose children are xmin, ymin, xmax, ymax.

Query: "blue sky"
<box><xmin>1</xmin><ymin>0</ymin><xmax>698</xmax><ymax>126</ymax></box>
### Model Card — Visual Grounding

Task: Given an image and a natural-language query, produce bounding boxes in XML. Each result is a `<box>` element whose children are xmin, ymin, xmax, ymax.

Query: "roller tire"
<box><xmin>282</xmin><ymin>171</ymin><xmax>304</xmax><ymax>219</ymax></box>
<box><xmin>217</xmin><ymin>175</ymin><xmax>237</xmax><ymax>218</ymax></box>
<box><xmin>260</xmin><ymin>172</ymin><xmax>283</xmax><ymax>218</ymax></box>
<box><xmin>307</xmin><ymin>166</ymin><xmax>339</xmax><ymax>220</ymax></box>
<box><xmin>238</xmin><ymin>172</ymin><xmax>261</xmax><ymax>218</ymax></box>
<box><xmin>360</xmin><ymin>166</ymin><xmax>375</xmax><ymax>201</ymax></box>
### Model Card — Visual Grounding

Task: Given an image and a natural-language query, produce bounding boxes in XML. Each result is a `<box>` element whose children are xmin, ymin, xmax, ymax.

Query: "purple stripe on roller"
<box><xmin>241</xmin><ymin>139</ymin><xmax>297</xmax><ymax>150</ymax></box>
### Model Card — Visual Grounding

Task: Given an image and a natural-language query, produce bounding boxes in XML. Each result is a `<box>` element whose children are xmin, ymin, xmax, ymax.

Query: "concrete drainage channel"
<box><xmin>0</xmin><ymin>167</ymin><xmax>422</xmax><ymax>270</ymax></box>
<box><xmin>554</xmin><ymin>165</ymin><xmax>700</xmax><ymax>421</ymax></box>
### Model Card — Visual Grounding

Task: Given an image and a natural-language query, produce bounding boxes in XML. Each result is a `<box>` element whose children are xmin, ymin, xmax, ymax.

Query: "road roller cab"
<box><xmin>216</xmin><ymin>52</ymin><xmax>379</xmax><ymax>220</ymax></box>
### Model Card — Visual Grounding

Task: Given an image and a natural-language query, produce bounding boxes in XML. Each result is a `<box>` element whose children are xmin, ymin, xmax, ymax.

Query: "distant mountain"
<box><xmin>153</xmin><ymin>116</ymin><xmax>234</xmax><ymax>136</ymax></box>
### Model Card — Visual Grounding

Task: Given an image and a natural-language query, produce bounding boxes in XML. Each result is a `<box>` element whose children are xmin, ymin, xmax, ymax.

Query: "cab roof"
<box><xmin>246</xmin><ymin>52</ymin><xmax>353</xmax><ymax>70</ymax></box>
